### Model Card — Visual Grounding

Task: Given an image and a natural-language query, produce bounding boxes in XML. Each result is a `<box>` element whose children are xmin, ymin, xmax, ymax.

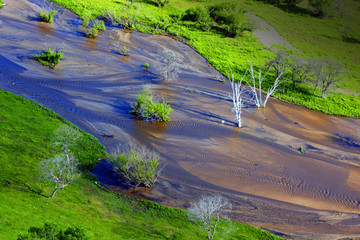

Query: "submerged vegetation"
<box><xmin>111</xmin><ymin>146</ymin><xmax>161</xmax><ymax>188</ymax></box>
<box><xmin>86</xmin><ymin>20</ymin><xmax>106</xmax><ymax>38</ymax></box>
<box><xmin>0</xmin><ymin>89</ymin><xmax>282</xmax><ymax>239</ymax></box>
<box><xmin>49</xmin><ymin>0</ymin><xmax>359</xmax><ymax>117</ymax></box>
<box><xmin>131</xmin><ymin>88</ymin><xmax>173</xmax><ymax>121</ymax></box>
<box><xmin>33</xmin><ymin>48</ymin><xmax>63</xmax><ymax>68</ymax></box>
<box><xmin>38</xmin><ymin>9</ymin><xmax>57</xmax><ymax>23</ymax></box>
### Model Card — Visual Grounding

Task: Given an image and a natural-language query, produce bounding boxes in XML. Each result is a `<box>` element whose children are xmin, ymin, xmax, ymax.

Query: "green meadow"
<box><xmin>0</xmin><ymin>89</ymin><xmax>281</xmax><ymax>239</ymax></box>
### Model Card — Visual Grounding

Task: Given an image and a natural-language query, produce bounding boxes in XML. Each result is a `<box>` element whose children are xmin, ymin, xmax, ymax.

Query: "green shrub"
<box><xmin>38</xmin><ymin>9</ymin><xmax>58</xmax><ymax>23</ymax></box>
<box><xmin>182</xmin><ymin>7</ymin><xmax>209</xmax><ymax>22</ymax></box>
<box><xmin>86</xmin><ymin>25</ymin><xmax>98</xmax><ymax>38</ymax></box>
<box><xmin>17</xmin><ymin>223</ymin><xmax>88</xmax><ymax>240</ymax></box>
<box><xmin>208</xmin><ymin>3</ymin><xmax>246</xmax><ymax>36</ymax></box>
<box><xmin>153</xmin><ymin>0</ymin><xmax>170</xmax><ymax>7</ymax></box>
<box><xmin>111</xmin><ymin>146</ymin><xmax>161</xmax><ymax>188</ymax></box>
<box><xmin>92</xmin><ymin>20</ymin><xmax>106</xmax><ymax>31</ymax></box>
<box><xmin>144</xmin><ymin>63</ymin><xmax>150</xmax><ymax>68</ymax></box>
<box><xmin>33</xmin><ymin>48</ymin><xmax>63</xmax><ymax>68</ymax></box>
<box><xmin>121</xmin><ymin>45</ymin><xmax>129</xmax><ymax>56</ymax></box>
<box><xmin>0</xmin><ymin>0</ymin><xmax>5</xmax><ymax>8</ymax></box>
<box><xmin>131</xmin><ymin>88</ymin><xmax>173</xmax><ymax>122</ymax></box>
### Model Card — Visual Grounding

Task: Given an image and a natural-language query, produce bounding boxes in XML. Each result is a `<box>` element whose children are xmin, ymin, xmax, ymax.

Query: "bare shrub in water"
<box><xmin>156</xmin><ymin>49</ymin><xmax>180</xmax><ymax>81</ymax></box>
<box><xmin>111</xmin><ymin>145</ymin><xmax>162</xmax><ymax>188</ymax></box>
<box><xmin>246</xmin><ymin>62</ymin><xmax>284</xmax><ymax>108</ymax></box>
<box><xmin>188</xmin><ymin>195</ymin><xmax>234</xmax><ymax>240</ymax></box>
<box><xmin>228</xmin><ymin>70</ymin><xmax>245</xmax><ymax>127</ymax></box>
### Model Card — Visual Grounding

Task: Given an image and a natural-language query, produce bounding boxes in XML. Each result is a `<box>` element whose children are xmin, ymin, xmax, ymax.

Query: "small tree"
<box><xmin>335</xmin><ymin>0</ymin><xmax>346</xmax><ymax>18</ymax></box>
<box><xmin>52</xmin><ymin>125</ymin><xmax>82</xmax><ymax>155</ymax></box>
<box><xmin>311</xmin><ymin>58</ymin><xmax>326</xmax><ymax>95</ymax></box>
<box><xmin>111</xmin><ymin>145</ymin><xmax>161</xmax><ymax>188</ymax></box>
<box><xmin>320</xmin><ymin>58</ymin><xmax>343</xmax><ymax>98</ymax></box>
<box><xmin>308</xmin><ymin>0</ymin><xmax>333</xmax><ymax>17</ymax></box>
<box><xmin>39</xmin><ymin>154</ymin><xmax>80</xmax><ymax>198</ymax></box>
<box><xmin>188</xmin><ymin>195</ymin><xmax>233</xmax><ymax>240</ymax></box>
<box><xmin>39</xmin><ymin>126</ymin><xmax>82</xmax><ymax>198</ymax></box>
<box><xmin>267</xmin><ymin>50</ymin><xmax>289</xmax><ymax>92</ymax></box>
<box><xmin>228</xmin><ymin>71</ymin><xmax>246</xmax><ymax>127</ymax></box>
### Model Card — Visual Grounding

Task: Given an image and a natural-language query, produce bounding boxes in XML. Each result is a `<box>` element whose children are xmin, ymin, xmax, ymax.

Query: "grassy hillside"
<box><xmin>49</xmin><ymin>0</ymin><xmax>360</xmax><ymax>117</ymax></box>
<box><xmin>0</xmin><ymin>89</ymin><xmax>281</xmax><ymax>239</ymax></box>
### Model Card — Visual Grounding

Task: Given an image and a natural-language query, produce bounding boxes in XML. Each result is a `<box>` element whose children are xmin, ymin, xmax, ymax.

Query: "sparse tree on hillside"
<box><xmin>39</xmin><ymin>126</ymin><xmax>82</xmax><ymax>198</ymax></box>
<box><xmin>267</xmin><ymin>50</ymin><xmax>289</xmax><ymax>92</ymax></box>
<box><xmin>288</xmin><ymin>55</ymin><xmax>306</xmax><ymax>90</ymax></box>
<box><xmin>188</xmin><ymin>195</ymin><xmax>233</xmax><ymax>240</ymax></box>
<box><xmin>308</xmin><ymin>0</ymin><xmax>333</xmax><ymax>17</ymax></box>
<box><xmin>311</xmin><ymin>58</ymin><xmax>326</xmax><ymax>95</ymax></box>
<box><xmin>39</xmin><ymin>154</ymin><xmax>81</xmax><ymax>198</ymax></box>
<box><xmin>320</xmin><ymin>58</ymin><xmax>343</xmax><ymax>98</ymax></box>
<box><xmin>335</xmin><ymin>0</ymin><xmax>346</xmax><ymax>18</ymax></box>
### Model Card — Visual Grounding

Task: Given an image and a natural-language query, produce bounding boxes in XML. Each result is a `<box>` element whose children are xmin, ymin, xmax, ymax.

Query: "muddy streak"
<box><xmin>1</xmin><ymin>1</ymin><xmax>360</xmax><ymax>239</ymax></box>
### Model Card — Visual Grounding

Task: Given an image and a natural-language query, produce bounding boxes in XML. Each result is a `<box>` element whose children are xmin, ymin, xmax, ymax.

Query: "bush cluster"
<box><xmin>131</xmin><ymin>88</ymin><xmax>173</xmax><ymax>122</ymax></box>
<box><xmin>182</xmin><ymin>3</ymin><xmax>247</xmax><ymax>36</ymax></box>
<box><xmin>33</xmin><ymin>48</ymin><xmax>63</xmax><ymax>68</ymax></box>
<box><xmin>86</xmin><ymin>20</ymin><xmax>106</xmax><ymax>38</ymax></box>
<box><xmin>38</xmin><ymin>9</ymin><xmax>58</xmax><ymax>23</ymax></box>
<box><xmin>17</xmin><ymin>223</ymin><xmax>88</xmax><ymax>240</ymax></box>
<box><xmin>111</xmin><ymin>146</ymin><xmax>161</xmax><ymax>188</ymax></box>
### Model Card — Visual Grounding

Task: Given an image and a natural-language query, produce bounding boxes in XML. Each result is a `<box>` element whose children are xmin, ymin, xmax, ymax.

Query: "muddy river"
<box><xmin>1</xmin><ymin>0</ymin><xmax>360</xmax><ymax>239</ymax></box>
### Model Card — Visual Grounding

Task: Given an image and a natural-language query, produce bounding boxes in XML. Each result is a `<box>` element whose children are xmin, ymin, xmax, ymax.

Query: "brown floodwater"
<box><xmin>1</xmin><ymin>1</ymin><xmax>360</xmax><ymax>239</ymax></box>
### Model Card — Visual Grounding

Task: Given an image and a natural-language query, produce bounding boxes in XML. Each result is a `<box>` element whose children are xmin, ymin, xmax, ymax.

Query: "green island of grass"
<box><xmin>0</xmin><ymin>89</ymin><xmax>281</xmax><ymax>239</ymax></box>
<box><xmin>49</xmin><ymin>0</ymin><xmax>360</xmax><ymax>118</ymax></box>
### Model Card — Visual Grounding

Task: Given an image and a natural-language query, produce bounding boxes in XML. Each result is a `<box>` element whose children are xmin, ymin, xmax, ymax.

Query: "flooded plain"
<box><xmin>1</xmin><ymin>0</ymin><xmax>360</xmax><ymax>239</ymax></box>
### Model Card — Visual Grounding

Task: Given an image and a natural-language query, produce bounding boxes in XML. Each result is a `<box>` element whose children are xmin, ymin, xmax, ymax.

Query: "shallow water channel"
<box><xmin>1</xmin><ymin>0</ymin><xmax>360</xmax><ymax>239</ymax></box>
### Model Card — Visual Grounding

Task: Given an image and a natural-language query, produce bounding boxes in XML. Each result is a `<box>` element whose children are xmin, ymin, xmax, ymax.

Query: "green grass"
<box><xmin>49</xmin><ymin>0</ymin><xmax>359</xmax><ymax>117</ymax></box>
<box><xmin>0</xmin><ymin>89</ymin><xmax>282</xmax><ymax>239</ymax></box>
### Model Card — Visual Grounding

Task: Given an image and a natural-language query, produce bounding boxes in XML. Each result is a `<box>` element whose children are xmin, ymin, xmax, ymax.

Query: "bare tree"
<box><xmin>267</xmin><ymin>50</ymin><xmax>290</xmax><ymax>92</ymax></box>
<box><xmin>246</xmin><ymin>62</ymin><xmax>284</xmax><ymax>108</ymax></box>
<box><xmin>39</xmin><ymin>125</ymin><xmax>82</xmax><ymax>198</ymax></box>
<box><xmin>39</xmin><ymin>154</ymin><xmax>80</xmax><ymax>198</ymax></box>
<box><xmin>188</xmin><ymin>195</ymin><xmax>233</xmax><ymax>240</ymax></box>
<box><xmin>335</xmin><ymin>0</ymin><xmax>346</xmax><ymax>18</ymax></box>
<box><xmin>297</xmin><ymin>57</ymin><xmax>314</xmax><ymax>84</ymax></box>
<box><xmin>228</xmin><ymin>70</ymin><xmax>246</xmax><ymax>127</ymax></box>
<box><xmin>311</xmin><ymin>58</ymin><xmax>326</xmax><ymax>95</ymax></box>
<box><xmin>52</xmin><ymin>125</ymin><xmax>82</xmax><ymax>157</ymax></box>
<box><xmin>288</xmin><ymin>55</ymin><xmax>305</xmax><ymax>90</ymax></box>
<box><xmin>320</xmin><ymin>58</ymin><xmax>343</xmax><ymax>98</ymax></box>
<box><xmin>156</xmin><ymin>50</ymin><xmax>181</xmax><ymax>81</ymax></box>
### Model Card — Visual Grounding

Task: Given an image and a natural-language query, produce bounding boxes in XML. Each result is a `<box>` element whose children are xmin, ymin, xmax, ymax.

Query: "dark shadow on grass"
<box><xmin>343</xmin><ymin>37</ymin><xmax>360</xmax><ymax>44</ymax></box>
<box><xmin>277</xmin><ymin>4</ymin><xmax>313</xmax><ymax>16</ymax></box>
<box><xmin>11</xmin><ymin>177</ymin><xmax>47</xmax><ymax>197</ymax></box>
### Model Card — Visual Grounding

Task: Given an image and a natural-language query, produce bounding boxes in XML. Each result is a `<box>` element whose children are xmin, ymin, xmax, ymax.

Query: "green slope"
<box><xmin>0</xmin><ymin>89</ymin><xmax>282</xmax><ymax>239</ymax></box>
